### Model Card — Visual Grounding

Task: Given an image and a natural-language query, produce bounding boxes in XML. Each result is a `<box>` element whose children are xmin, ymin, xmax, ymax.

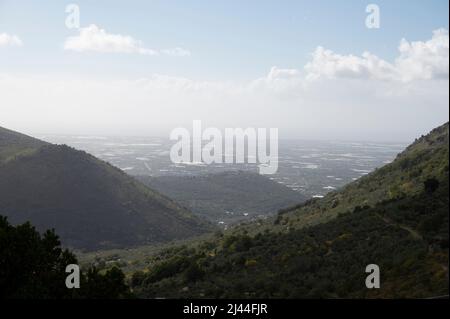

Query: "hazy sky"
<box><xmin>0</xmin><ymin>0</ymin><xmax>448</xmax><ymax>142</ymax></box>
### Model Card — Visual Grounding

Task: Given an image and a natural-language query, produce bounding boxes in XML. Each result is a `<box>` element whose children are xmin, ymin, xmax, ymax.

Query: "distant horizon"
<box><xmin>21</xmin><ymin>121</ymin><xmax>445</xmax><ymax>145</ymax></box>
<box><xmin>31</xmin><ymin>132</ymin><xmax>412</xmax><ymax>145</ymax></box>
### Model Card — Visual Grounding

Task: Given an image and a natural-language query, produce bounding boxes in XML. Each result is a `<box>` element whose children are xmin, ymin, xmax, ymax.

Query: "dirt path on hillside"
<box><xmin>375</xmin><ymin>213</ymin><xmax>423</xmax><ymax>240</ymax></box>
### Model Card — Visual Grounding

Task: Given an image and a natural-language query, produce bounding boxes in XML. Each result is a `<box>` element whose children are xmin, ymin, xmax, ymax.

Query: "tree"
<box><xmin>80</xmin><ymin>266</ymin><xmax>130</xmax><ymax>299</ymax></box>
<box><xmin>424</xmin><ymin>178</ymin><xmax>440</xmax><ymax>194</ymax></box>
<box><xmin>0</xmin><ymin>215</ymin><xmax>130</xmax><ymax>299</ymax></box>
<box><xmin>184</xmin><ymin>262</ymin><xmax>205</xmax><ymax>282</ymax></box>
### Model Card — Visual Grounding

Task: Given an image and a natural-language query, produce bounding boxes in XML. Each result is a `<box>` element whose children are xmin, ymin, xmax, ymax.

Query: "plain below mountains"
<box><xmin>137</xmin><ymin>172</ymin><xmax>306</xmax><ymax>227</ymax></box>
<box><xmin>0</xmin><ymin>126</ymin><xmax>212</xmax><ymax>250</ymax></box>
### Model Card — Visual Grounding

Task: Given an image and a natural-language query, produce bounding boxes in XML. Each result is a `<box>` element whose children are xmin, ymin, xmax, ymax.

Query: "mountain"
<box><xmin>0</xmin><ymin>126</ymin><xmax>212</xmax><ymax>250</ymax></box>
<box><xmin>132</xmin><ymin>122</ymin><xmax>449</xmax><ymax>298</ymax></box>
<box><xmin>137</xmin><ymin>171</ymin><xmax>306</xmax><ymax>227</ymax></box>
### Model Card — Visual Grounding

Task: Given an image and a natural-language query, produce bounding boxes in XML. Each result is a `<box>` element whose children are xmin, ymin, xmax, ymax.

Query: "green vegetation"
<box><xmin>130</xmin><ymin>123</ymin><xmax>449</xmax><ymax>298</ymax></box>
<box><xmin>0</xmin><ymin>127</ymin><xmax>213</xmax><ymax>250</ymax></box>
<box><xmin>138</xmin><ymin>171</ymin><xmax>306</xmax><ymax>225</ymax></box>
<box><xmin>132</xmin><ymin>182</ymin><xmax>448</xmax><ymax>298</ymax></box>
<box><xmin>0</xmin><ymin>126</ymin><xmax>47</xmax><ymax>164</ymax></box>
<box><xmin>0</xmin><ymin>216</ymin><xmax>130</xmax><ymax>298</ymax></box>
<box><xmin>76</xmin><ymin>232</ymin><xmax>216</xmax><ymax>275</ymax></box>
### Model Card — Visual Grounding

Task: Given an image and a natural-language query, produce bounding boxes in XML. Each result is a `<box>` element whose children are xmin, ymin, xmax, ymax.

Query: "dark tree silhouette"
<box><xmin>424</xmin><ymin>178</ymin><xmax>440</xmax><ymax>194</ymax></box>
<box><xmin>0</xmin><ymin>216</ymin><xmax>131</xmax><ymax>299</ymax></box>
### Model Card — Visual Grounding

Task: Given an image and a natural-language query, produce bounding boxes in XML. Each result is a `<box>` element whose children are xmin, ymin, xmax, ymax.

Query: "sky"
<box><xmin>0</xmin><ymin>0</ymin><xmax>449</xmax><ymax>142</ymax></box>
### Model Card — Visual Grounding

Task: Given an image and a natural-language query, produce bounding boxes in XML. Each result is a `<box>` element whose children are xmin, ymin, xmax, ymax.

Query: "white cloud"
<box><xmin>305</xmin><ymin>47</ymin><xmax>397</xmax><ymax>81</ymax></box>
<box><xmin>0</xmin><ymin>33</ymin><xmax>23</xmax><ymax>47</ymax></box>
<box><xmin>305</xmin><ymin>29</ymin><xmax>449</xmax><ymax>82</ymax></box>
<box><xmin>64</xmin><ymin>24</ymin><xmax>158</xmax><ymax>55</ymax></box>
<box><xmin>396</xmin><ymin>28</ymin><xmax>449</xmax><ymax>81</ymax></box>
<box><xmin>64</xmin><ymin>24</ymin><xmax>190</xmax><ymax>57</ymax></box>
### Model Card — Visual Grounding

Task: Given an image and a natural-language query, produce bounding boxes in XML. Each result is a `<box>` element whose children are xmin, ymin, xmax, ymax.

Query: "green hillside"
<box><xmin>0</xmin><ymin>126</ymin><xmax>47</xmax><ymax>164</ymax></box>
<box><xmin>138</xmin><ymin>171</ymin><xmax>306</xmax><ymax>226</ymax></box>
<box><xmin>132</xmin><ymin>123</ymin><xmax>449</xmax><ymax>298</ymax></box>
<box><xmin>0</xmin><ymin>127</ymin><xmax>212</xmax><ymax>250</ymax></box>
<box><xmin>255</xmin><ymin>122</ymin><xmax>449</xmax><ymax>233</ymax></box>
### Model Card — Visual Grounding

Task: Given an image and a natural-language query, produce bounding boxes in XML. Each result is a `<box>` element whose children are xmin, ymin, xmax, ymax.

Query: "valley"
<box><xmin>1</xmin><ymin>123</ymin><xmax>448</xmax><ymax>298</ymax></box>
